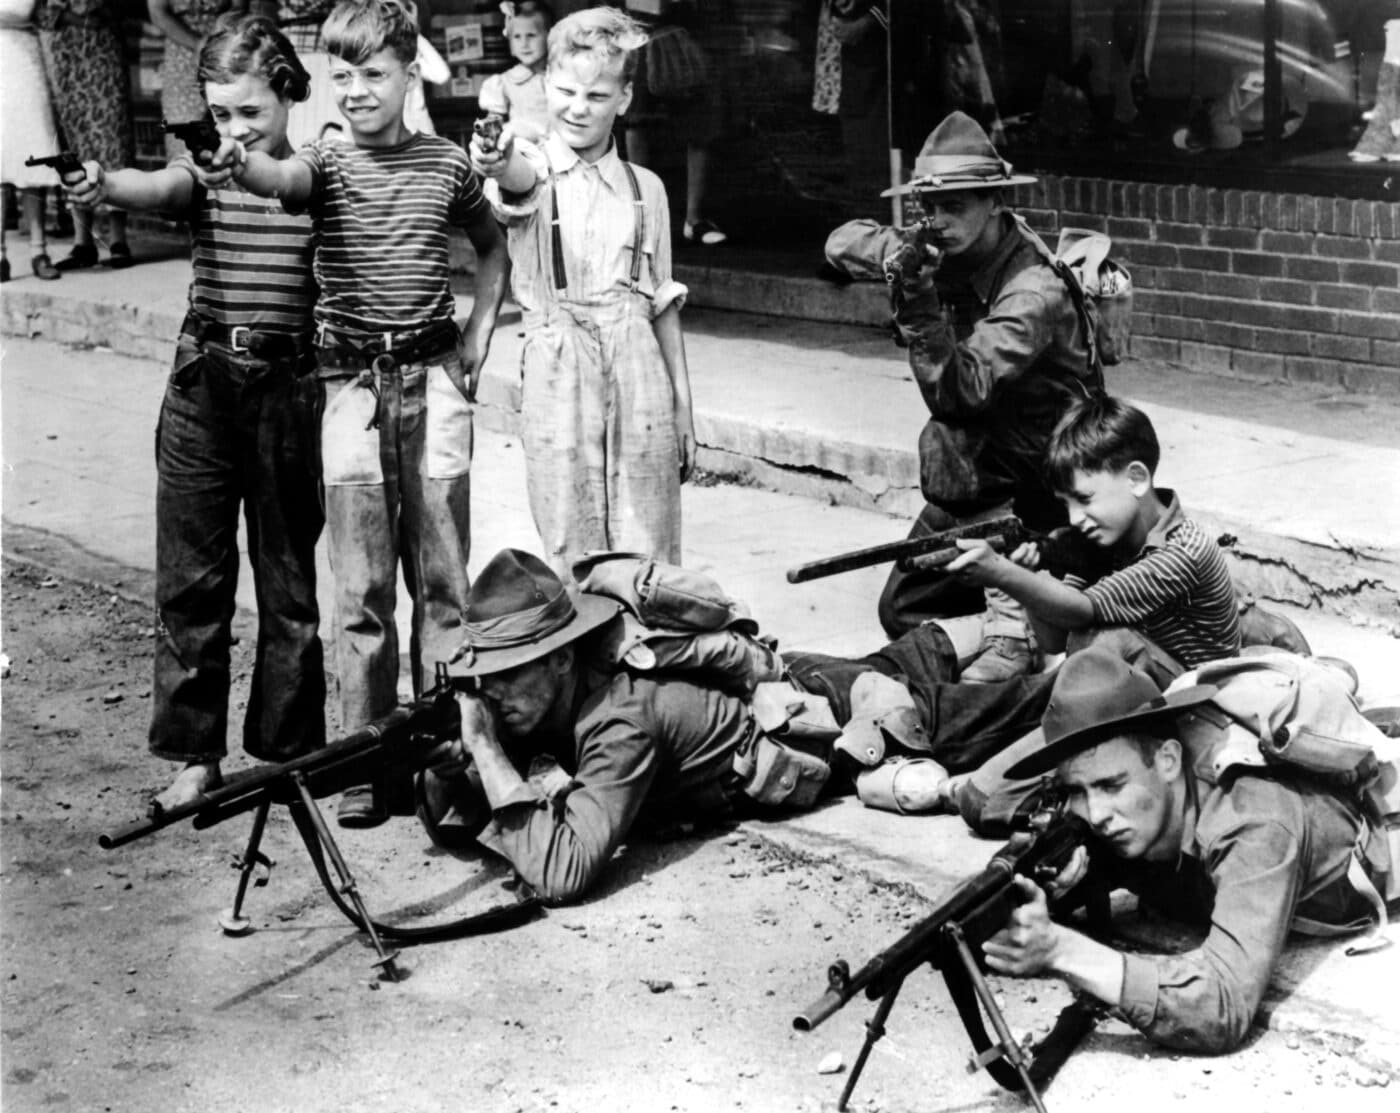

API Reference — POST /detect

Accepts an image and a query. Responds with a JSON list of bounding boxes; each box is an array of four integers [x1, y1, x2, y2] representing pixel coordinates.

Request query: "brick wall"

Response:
[[1012, 177, 1400, 396]]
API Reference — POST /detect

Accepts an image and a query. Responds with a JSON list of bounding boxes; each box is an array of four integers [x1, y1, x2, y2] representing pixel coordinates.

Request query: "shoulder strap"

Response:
[[621, 160, 648, 288], [1010, 213, 1104, 389]]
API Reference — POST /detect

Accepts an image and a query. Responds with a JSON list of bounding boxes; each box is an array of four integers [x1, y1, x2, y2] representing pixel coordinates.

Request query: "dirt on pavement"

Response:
[[2, 561, 1394, 1113]]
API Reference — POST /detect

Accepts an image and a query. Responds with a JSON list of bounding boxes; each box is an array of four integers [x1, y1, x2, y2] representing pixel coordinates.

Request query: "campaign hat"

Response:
[[451, 549, 620, 677], [882, 111, 1038, 198], [1005, 648, 1217, 779]]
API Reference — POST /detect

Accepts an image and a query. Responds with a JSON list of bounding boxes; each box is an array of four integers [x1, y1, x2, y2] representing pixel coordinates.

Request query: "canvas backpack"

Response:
[[572, 552, 784, 697], [1011, 215, 1132, 371], [1165, 651, 1400, 937], [573, 552, 834, 809]]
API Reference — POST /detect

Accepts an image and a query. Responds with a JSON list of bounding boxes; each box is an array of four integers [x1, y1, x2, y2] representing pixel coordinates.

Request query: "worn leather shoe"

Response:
[[55, 243, 98, 271], [960, 635, 1037, 683], [31, 253, 60, 280], [336, 783, 388, 828]]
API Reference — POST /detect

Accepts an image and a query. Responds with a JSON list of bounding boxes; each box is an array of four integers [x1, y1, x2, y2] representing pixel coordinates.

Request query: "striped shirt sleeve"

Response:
[[1084, 545, 1202, 627]]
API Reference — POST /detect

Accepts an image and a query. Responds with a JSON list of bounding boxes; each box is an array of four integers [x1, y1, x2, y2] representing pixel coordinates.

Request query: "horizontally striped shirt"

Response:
[[291, 133, 490, 333], [1069, 491, 1240, 667], [177, 158, 316, 334]]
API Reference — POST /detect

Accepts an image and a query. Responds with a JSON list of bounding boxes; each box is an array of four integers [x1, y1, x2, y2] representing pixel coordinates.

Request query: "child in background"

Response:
[[206, 0, 510, 826], [478, 1, 552, 143], [64, 14, 325, 811], [471, 5, 695, 578]]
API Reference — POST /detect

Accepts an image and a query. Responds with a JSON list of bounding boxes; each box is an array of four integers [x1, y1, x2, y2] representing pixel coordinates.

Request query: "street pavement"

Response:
[[4, 253, 1400, 1066]]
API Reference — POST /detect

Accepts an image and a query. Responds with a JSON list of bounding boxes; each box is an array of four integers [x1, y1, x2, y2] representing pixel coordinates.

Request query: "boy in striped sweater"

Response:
[[946, 394, 1240, 686], [206, 0, 510, 825]]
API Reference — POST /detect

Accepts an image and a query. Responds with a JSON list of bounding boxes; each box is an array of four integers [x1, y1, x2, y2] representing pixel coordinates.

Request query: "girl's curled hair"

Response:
[[198, 14, 312, 104]]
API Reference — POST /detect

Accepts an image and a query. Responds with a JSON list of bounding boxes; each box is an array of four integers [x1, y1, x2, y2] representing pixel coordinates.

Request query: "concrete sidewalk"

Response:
[[3, 247, 1398, 631], [4, 326, 1400, 1070]]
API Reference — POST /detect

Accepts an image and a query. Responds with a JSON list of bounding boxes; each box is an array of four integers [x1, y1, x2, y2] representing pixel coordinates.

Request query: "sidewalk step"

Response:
[[5, 256, 1397, 635]]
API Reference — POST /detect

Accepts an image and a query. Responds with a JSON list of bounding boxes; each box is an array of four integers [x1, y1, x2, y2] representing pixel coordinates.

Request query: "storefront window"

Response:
[[892, 1, 1400, 199]]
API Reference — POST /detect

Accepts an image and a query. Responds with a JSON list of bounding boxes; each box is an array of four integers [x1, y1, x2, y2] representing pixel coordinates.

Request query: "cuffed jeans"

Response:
[[150, 340, 325, 763], [317, 348, 473, 730]]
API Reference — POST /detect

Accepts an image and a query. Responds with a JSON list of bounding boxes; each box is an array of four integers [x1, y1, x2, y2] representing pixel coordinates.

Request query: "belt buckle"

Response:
[[230, 326, 253, 353]]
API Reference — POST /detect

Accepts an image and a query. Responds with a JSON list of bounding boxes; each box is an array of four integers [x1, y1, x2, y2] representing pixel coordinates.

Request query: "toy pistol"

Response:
[[473, 113, 505, 154], [25, 152, 85, 181], [163, 112, 222, 165]]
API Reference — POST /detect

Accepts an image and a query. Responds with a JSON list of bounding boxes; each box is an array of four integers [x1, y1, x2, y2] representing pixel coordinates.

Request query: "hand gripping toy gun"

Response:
[[25, 152, 85, 182], [162, 111, 222, 165], [786, 510, 1107, 585]]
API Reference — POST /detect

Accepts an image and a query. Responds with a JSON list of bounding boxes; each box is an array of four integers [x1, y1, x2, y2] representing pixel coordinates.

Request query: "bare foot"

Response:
[[150, 762, 223, 817]]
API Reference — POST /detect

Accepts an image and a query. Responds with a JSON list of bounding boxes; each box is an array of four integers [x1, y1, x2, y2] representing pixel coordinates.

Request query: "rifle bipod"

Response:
[[835, 919, 1096, 1112], [215, 772, 543, 979]]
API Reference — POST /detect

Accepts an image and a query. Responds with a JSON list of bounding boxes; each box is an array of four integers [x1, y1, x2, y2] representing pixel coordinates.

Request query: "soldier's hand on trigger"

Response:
[[1043, 844, 1090, 902], [63, 161, 107, 208]]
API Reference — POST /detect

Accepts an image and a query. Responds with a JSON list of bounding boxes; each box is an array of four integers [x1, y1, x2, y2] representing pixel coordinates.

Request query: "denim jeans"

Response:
[[317, 347, 473, 730], [783, 623, 1054, 775], [150, 341, 325, 763]]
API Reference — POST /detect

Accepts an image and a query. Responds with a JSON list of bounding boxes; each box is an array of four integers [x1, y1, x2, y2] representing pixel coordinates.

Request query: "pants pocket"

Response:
[[426, 361, 473, 480], [320, 377, 383, 486]]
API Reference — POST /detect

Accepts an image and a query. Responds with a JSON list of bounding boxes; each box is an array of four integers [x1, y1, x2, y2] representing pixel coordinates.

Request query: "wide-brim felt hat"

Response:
[[882, 110, 1038, 198], [450, 549, 620, 677], [1005, 648, 1218, 779]]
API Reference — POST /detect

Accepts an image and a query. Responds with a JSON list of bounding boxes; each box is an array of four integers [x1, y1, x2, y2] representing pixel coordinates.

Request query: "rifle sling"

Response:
[[287, 800, 543, 943]]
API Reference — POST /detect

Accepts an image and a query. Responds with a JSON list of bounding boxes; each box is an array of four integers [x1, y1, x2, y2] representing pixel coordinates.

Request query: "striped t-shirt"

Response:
[[292, 133, 490, 334], [178, 158, 316, 334], [1071, 491, 1241, 667]]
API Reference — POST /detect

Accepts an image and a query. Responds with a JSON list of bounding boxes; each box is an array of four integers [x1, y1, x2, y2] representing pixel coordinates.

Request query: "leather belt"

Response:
[[182, 314, 308, 360], [315, 320, 459, 366]]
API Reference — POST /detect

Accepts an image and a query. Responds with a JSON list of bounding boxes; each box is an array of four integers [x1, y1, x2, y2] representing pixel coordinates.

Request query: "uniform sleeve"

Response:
[[1118, 789, 1306, 1051], [893, 278, 1062, 419], [476, 710, 661, 904], [482, 137, 549, 222], [1083, 545, 1200, 628]]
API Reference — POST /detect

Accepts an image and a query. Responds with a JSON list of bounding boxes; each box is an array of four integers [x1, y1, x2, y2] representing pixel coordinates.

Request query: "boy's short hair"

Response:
[[1047, 395, 1161, 490], [547, 5, 647, 82], [322, 0, 419, 66]]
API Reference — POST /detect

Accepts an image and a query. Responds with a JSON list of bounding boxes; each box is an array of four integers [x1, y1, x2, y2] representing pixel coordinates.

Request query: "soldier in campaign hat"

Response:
[[875, 112, 1105, 687], [980, 647, 1385, 1052]]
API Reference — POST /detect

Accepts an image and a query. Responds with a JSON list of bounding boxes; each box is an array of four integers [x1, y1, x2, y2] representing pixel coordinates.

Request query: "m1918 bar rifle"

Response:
[[794, 805, 1104, 1112], [99, 664, 540, 980]]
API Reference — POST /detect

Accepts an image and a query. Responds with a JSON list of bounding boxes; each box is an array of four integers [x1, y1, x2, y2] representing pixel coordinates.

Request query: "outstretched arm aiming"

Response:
[[65, 161, 196, 214], [200, 137, 315, 206]]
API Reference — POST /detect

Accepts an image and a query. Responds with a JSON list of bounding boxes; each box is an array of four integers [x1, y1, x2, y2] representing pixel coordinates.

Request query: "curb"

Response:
[[5, 283, 1397, 633]]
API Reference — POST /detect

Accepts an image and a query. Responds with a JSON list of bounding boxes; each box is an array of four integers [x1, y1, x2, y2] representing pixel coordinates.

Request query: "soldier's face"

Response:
[[913, 190, 1001, 258], [478, 654, 567, 739], [1058, 735, 1182, 861]]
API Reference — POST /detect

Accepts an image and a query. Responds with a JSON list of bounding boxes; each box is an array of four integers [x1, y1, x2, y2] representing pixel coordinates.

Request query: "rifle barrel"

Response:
[[98, 696, 457, 849], [786, 514, 1023, 584]]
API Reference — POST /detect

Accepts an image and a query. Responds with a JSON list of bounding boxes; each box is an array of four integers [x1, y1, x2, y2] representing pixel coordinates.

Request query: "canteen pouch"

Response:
[[734, 732, 831, 809]]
